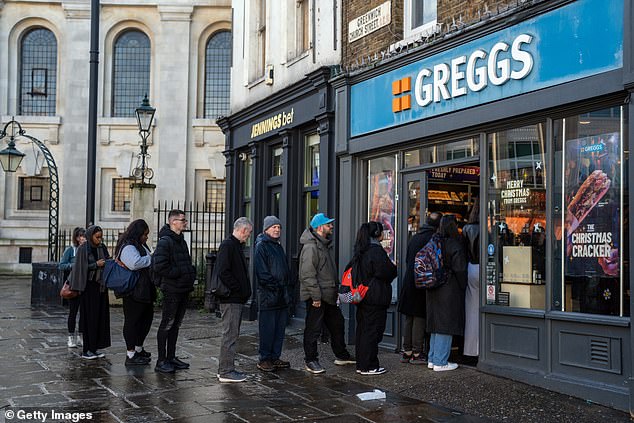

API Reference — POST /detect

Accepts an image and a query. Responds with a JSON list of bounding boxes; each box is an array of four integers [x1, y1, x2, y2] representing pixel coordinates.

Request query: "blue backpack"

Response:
[[414, 233, 448, 289]]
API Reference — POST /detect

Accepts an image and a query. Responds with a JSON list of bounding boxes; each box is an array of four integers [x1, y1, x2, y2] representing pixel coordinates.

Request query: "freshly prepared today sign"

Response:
[[350, 0, 623, 137]]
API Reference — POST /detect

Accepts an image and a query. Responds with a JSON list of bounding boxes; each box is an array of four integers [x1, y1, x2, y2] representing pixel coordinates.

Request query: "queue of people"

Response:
[[59, 208, 478, 381]]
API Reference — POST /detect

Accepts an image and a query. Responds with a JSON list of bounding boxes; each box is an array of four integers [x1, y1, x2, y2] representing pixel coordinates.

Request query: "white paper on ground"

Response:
[[356, 389, 386, 401]]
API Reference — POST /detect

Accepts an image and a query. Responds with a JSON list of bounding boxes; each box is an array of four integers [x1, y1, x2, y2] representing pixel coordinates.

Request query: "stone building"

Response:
[[0, 0, 230, 272]]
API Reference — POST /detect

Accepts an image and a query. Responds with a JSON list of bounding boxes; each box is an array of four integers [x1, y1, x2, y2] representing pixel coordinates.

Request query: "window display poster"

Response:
[[564, 132, 620, 279], [370, 170, 396, 260]]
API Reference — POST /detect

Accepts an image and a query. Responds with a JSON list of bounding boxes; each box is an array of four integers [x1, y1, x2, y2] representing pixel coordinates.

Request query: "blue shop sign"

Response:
[[350, 0, 623, 137]]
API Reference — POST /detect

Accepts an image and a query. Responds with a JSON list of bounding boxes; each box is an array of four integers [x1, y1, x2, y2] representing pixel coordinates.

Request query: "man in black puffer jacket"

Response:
[[254, 216, 292, 373], [152, 209, 196, 373]]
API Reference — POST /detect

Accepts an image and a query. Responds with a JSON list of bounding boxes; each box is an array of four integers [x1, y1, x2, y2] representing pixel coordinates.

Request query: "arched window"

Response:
[[112, 30, 150, 117], [19, 28, 57, 116], [204, 31, 231, 119]]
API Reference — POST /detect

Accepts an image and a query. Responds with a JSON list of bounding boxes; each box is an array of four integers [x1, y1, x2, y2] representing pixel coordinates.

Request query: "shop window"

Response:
[[404, 137, 478, 167], [205, 179, 226, 212], [204, 31, 231, 120], [404, 0, 437, 40], [368, 155, 398, 262], [272, 146, 283, 177], [240, 152, 253, 244], [112, 30, 150, 117], [303, 134, 319, 226], [19, 28, 57, 116], [18, 177, 49, 210], [111, 178, 133, 212], [486, 124, 546, 309], [553, 106, 629, 317]]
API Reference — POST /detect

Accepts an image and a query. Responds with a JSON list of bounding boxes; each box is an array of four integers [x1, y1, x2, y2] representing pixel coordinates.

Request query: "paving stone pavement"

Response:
[[0, 276, 630, 423]]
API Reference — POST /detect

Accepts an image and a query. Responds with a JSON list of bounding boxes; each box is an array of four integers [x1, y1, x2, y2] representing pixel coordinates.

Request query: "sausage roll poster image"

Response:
[[564, 132, 620, 279], [370, 170, 396, 261]]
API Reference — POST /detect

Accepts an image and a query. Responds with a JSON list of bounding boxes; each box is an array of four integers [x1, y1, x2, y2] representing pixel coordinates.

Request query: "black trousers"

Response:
[[156, 292, 188, 361], [122, 296, 154, 351], [79, 280, 111, 354], [67, 296, 80, 334], [355, 304, 387, 371], [303, 300, 350, 363]]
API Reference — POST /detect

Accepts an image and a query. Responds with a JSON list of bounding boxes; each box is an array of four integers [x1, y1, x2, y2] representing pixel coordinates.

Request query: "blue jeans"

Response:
[[427, 333, 453, 366], [258, 308, 288, 361]]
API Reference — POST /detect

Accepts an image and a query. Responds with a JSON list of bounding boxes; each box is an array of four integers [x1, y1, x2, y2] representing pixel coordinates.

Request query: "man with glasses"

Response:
[[299, 213, 355, 374], [152, 209, 196, 373]]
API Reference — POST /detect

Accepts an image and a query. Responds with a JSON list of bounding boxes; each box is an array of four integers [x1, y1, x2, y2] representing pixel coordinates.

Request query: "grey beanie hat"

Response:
[[263, 215, 281, 231]]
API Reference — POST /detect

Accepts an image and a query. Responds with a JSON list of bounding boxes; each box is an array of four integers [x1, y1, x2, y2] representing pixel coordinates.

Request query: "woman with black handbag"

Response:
[[348, 221, 397, 375], [70, 225, 111, 359], [114, 219, 156, 366]]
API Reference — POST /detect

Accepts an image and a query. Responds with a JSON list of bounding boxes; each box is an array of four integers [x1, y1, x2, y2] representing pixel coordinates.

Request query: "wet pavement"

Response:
[[0, 276, 630, 423]]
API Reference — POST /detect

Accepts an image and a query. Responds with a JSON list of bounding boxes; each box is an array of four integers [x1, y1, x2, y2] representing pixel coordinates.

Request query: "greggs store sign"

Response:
[[350, 0, 623, 137]]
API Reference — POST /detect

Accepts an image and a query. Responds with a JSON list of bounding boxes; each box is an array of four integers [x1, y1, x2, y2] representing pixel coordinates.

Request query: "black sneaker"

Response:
[[305, 361, 325, 374], [272, 359, 290, 369], [125, 353, 150, 366], [137, 349, 151, 359], [154, 360, 176, 373], [169, 357, 190, 370]]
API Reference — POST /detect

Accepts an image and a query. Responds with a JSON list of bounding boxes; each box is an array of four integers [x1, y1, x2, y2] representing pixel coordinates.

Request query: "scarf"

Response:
[[69, 225, 109, 292]]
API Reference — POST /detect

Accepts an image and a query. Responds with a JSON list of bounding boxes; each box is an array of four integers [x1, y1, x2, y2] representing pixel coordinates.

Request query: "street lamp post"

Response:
[[133, 95, 156, 184], [0, 118, 60, 261]]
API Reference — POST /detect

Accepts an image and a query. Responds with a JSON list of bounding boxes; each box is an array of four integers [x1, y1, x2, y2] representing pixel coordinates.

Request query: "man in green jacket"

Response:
[[299, 213, 355, 374]]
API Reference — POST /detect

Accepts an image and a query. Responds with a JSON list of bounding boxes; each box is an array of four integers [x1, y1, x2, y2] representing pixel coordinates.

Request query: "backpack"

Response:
[[338, 267, 369, 304], [414, 233, 449, 289]]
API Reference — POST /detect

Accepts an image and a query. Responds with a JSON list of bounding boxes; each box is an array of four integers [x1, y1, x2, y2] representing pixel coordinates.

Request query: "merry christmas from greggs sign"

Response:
[[350, 0, 623, 137]]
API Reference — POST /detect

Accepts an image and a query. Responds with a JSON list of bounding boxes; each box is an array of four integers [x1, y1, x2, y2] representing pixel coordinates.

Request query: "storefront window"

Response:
[[553, 106, 629, 316], [241, 153, 253, 246], [368, 155, 398, 262], [404, 137, 479, 167], [272, 146, 283, 177], [486, 124, 546, 309], [304, 134, 320, 226]]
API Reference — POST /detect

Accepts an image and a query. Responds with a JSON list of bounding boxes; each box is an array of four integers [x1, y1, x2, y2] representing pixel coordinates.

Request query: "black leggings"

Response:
[[67, 296, 80, 334], [122, 296, 154, 351]]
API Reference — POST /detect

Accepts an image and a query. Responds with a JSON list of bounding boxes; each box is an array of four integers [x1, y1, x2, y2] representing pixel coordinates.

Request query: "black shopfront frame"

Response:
[[333, 3, 634, 413]]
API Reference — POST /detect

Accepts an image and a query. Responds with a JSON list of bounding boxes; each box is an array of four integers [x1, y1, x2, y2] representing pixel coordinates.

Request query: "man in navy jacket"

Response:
[[214, 217, 253, 382], [254, 216, 292, 372]]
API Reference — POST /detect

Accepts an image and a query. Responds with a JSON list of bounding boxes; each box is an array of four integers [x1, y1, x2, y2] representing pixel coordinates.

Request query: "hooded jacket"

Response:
[[254, 232, 292, 310], [351, 241, 397, 308], [152, 224, 196, 294], [298, 227, 338, 304]]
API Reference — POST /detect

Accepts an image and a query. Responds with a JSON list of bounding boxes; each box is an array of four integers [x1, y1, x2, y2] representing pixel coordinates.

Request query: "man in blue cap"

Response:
[[299, 213, 355, 374]]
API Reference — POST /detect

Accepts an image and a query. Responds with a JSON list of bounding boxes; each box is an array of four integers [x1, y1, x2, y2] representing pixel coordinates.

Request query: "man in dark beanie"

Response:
[[254, 216, 293, 372]]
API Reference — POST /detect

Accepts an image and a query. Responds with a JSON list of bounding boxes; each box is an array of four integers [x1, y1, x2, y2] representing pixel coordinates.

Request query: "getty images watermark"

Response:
[[1, 406, 93, 422]]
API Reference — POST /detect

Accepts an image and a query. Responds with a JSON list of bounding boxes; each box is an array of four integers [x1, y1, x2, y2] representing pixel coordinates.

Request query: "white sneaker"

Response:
[[67, 335, 77, 348], [433, 362, 458, 372], [427, 362, 434, 369], [359, 367, 387, 375]]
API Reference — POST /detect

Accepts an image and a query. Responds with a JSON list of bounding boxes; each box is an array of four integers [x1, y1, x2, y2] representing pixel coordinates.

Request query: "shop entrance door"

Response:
[[396, 163, 480, 352]]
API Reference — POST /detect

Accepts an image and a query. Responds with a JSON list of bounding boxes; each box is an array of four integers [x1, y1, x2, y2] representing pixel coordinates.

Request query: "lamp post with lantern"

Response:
[[0, 118, 60, 261], [133, 95, 156, 185]]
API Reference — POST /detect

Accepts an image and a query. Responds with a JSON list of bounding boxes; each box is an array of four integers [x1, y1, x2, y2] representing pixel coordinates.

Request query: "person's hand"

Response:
[[312, 300, 321, 308], [96, 259, 106, 267]]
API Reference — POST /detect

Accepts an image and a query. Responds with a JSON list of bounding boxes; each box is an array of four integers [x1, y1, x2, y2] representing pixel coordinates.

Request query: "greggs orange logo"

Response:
[[392, 77, 411, 113]]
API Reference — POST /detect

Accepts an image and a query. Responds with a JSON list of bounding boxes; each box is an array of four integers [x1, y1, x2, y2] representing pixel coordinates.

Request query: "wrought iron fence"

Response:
[[155, 200, 226, 305], [54, 227, 124, 262]]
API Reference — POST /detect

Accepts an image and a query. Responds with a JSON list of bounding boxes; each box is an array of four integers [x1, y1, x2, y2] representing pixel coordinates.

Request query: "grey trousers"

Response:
[[402, 314, 426, 354], [218, 303, 243, 375]]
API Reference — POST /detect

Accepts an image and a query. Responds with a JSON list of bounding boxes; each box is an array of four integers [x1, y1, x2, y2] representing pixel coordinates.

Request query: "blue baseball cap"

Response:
[[310, 213, 335, 229]]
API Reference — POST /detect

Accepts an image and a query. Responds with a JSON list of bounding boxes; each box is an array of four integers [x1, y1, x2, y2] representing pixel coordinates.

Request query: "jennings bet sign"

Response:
[[351, 0, 623, 137]]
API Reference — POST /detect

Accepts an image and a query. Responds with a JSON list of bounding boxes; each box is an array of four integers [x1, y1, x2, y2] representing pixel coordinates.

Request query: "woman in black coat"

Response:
[[69, 225, 111, 360], [348, 221, 397, 375], [426, 215, 467, 372]]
